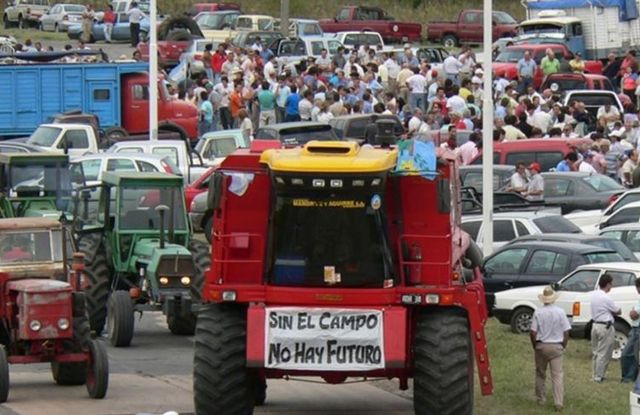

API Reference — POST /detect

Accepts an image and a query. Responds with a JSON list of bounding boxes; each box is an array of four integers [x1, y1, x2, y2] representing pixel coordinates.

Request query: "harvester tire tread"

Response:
[[108, 290, 134, 347], [79, 238, 111, 334], [193, 304, 253, 415], [188, 239, 210, 303], [414, 308, 472, 415], [0, 346, 9, 403], [52, 316, 91, 385]]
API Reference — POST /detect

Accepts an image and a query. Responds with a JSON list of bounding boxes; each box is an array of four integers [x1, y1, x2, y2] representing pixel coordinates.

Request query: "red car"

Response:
[[493, 44, 603, 90], [427, 10, 518, 48], [319, 5, 421, 43], [186, 167, 215, 212], [137, 16, 204, 68]]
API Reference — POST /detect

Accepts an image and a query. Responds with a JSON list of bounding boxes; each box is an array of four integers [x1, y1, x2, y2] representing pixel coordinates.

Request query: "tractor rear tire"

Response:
[[0, 346, 9, 403], [52, 316, 91, 385], [168, 299, 196, 335], [86, 340, 108, 399], [79, 238, 111, 334], [193, 304, 254, 415], [414, 308, 472, 415], [107, 291, 135, 347]]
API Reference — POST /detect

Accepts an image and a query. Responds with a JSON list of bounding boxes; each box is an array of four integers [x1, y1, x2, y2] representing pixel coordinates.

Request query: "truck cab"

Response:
[[518, 14, 585, 58], [26, 123, 98, 157]]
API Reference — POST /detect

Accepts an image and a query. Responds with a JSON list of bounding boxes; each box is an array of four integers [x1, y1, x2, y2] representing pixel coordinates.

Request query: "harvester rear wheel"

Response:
[[51, 316, 90, 385], [193, 304, 254, 415], [107, 290, 135, 347], [414, 308, 472, 415], [0, 346, 9, 403], [79, 238, 111, 334], [86, 339, 108, 399]]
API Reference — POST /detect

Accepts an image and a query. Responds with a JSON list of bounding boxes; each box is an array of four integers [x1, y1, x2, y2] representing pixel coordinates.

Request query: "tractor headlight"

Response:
[[57, 318, 70, 330], [159, 277, 169, 285], [30, 320, 42, 332], [180, 276, 191, 286]]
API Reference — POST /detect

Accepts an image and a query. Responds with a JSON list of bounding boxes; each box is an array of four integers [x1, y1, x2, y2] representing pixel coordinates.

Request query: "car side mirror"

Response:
[[551, 282, 560, 291], [599, 221, 607, 230]]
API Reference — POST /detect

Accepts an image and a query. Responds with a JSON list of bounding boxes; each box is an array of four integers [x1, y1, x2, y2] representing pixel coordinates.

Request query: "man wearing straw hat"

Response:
[[530, 286, 571, 411]]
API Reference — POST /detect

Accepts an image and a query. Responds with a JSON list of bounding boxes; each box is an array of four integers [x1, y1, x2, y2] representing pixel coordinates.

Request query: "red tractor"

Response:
[[193, 139, 493, 415], [0, 217, 108, 402]]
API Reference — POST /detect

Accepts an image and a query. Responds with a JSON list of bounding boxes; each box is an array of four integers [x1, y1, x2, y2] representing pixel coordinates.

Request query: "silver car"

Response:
[[39, 3, 85, 32], [71, 153, 180, 186]]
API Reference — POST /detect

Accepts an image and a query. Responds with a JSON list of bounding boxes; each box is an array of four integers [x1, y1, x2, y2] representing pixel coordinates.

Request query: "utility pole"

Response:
[[280, 0, 289, 38], [149, 0, 158, 141], [481, 0, 494, 256]]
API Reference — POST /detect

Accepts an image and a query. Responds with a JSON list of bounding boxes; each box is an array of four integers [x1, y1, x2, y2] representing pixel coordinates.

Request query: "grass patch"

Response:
[[475, 319, 631, 414], [6, 28, 70, 43]]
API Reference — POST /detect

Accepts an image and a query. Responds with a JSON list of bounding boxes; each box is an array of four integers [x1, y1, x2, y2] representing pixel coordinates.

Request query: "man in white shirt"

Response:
[[316, 49, 332, 76], [407, 108, 426, 137], [443, 54, 462, 84], [525, 163, 544, 201], [530, 286, 571, 411], [446, 87, 467, 115], [508, 162, 528, 195], [528, 104, 553, 134], [597, 103, 621, 130], [590, 273, 621, 383], [406, 68, 427, 112], [126, 2, 145, 47], [578, 152, 598, 174], [458, 132, 480, 165]]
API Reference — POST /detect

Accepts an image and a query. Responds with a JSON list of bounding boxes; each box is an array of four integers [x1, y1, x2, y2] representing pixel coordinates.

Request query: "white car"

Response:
[[493, 262, 640, 359], [71, 153, 179, 186], [461, 210, 581, 252], [565, 188, 640, 233], [39, 3, 85, 32]]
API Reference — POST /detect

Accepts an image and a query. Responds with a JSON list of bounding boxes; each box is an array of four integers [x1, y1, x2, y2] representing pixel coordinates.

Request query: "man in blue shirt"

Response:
[[555, 152, 578, 172], [517, 51, 537, 94], [284, 85, 301, 122]]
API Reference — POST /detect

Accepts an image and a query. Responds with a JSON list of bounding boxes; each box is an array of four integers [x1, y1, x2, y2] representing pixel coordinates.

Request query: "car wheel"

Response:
[[17, 15, 23, 29], [2, 15, 10, 30], [612, 321, 630, 360], [442, 34, 458, 48], [54, 23, 59, 32], [510, 307, 534, 334]]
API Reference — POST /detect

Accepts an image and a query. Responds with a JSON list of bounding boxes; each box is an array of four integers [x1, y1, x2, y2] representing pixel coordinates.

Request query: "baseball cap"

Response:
[[528, 162, 541, 172]]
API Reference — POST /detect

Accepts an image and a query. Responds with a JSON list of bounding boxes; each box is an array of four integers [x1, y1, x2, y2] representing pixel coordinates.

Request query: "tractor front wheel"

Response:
[[107, 291, 134, 347], [86, 340, 108, 399], [188, 239, 211, 303], [414, 308, 472, 415], [193, 304, 254, 415], [51, 316, 91, 385], [0, 346, 9, 403], [167, 299, 196, 335], [79, 238, 111, 334]]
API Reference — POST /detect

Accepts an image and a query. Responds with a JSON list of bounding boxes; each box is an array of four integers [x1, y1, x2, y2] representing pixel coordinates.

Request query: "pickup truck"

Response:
[[540, 73, 615, 94], [269, 37, 343, 73], [493, 43, 603, 89], [24, 123, 99, 157], [137, 16, 204, 68], [0, 61, 198, 143], [319, 5, 421, 43], [427, 10, 518, 48]]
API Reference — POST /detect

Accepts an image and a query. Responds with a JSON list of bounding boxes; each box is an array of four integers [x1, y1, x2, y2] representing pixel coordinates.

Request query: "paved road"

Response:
[[0, 311, 414, 415]]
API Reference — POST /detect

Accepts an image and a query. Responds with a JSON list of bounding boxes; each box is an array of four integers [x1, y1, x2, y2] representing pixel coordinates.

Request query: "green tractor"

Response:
[[0, 153, 82, 220], [78, 172, 210, 347]]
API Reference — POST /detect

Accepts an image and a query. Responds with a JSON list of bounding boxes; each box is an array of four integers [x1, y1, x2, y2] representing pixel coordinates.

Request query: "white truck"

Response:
[[25, 123, 99, 157]]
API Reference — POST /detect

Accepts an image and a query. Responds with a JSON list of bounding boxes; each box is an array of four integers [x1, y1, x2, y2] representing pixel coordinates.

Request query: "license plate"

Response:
[[264, 307, 385, 371]]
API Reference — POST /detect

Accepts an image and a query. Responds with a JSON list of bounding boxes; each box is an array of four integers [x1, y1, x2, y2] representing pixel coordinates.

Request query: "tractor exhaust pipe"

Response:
[[155, 205, 169, 249]]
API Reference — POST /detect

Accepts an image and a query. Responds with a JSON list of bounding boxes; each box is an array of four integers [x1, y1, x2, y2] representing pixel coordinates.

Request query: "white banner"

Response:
[[264, 307, 385, 371]]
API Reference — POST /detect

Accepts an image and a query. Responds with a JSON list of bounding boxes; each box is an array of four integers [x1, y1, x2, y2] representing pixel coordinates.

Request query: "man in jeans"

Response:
[[530, 286, 571, 411], [621, 278, 640, 382], [591, 273, 621, 383]]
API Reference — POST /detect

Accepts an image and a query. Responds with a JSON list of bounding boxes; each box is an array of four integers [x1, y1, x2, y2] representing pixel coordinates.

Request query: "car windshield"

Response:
[[0, 230, 61, 264], [27, 126, 62, 147], [119, 186, 186, 230], [299, 22, 322, 35], [269, 192, 391, 287], [208, 137, 237, 158], [547, 79, 587, 92], [494, 11, 517, 24], [582, 175, 623, 192], [495, 49, 524, 63], [257, 126, 340, 146], [568, 94, 618, 108], [196, 13, 224, 29], [585, 252, 624, 263], [64, 5, 86, 12], [533, 216, 582, 233]]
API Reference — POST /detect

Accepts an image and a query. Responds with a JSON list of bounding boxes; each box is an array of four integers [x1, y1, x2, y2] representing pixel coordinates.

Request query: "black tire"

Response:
[[613, 321, 630, 360], [54, 23, 59, 32], [465, 240, 483, 269], [0, 346, 9, 403], [3, 15, 10, 29], [167, 299, 196, 335], [86, 340, 108, 399], [509, 307, 534, 334], [102, 126, 129, 148], [189, 239, 211, 303], [254, 376, 267, 406], [79, 238, 111, 334], [51, 316, 91, 385], [17, 15, 23, 30], [442, 34, 458, 48], [414, 308, 472, 415], [108, 290, 135, 347], [203, 215, 212, 244], [193, 304, 254, 415]]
